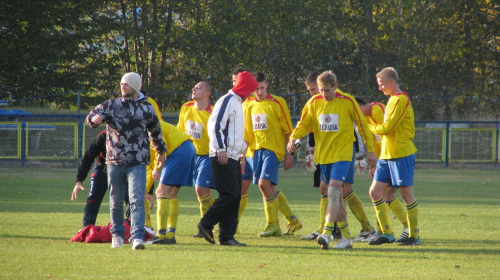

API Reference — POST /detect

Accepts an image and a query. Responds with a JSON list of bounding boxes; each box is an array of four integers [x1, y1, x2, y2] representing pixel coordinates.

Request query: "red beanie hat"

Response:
[[232, 71, 258, 99]]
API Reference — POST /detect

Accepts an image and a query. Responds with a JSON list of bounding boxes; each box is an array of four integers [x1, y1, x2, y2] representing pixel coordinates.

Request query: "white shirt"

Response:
[[207, 90, 247, 160]]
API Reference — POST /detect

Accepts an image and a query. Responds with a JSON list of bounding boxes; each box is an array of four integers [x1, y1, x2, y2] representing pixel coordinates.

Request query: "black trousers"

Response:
[[200, 157, 242, 242], [83, 165, 107, 227]]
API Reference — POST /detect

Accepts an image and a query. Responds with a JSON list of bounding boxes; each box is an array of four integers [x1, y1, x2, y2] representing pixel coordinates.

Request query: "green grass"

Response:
[[0, 167, 499, 279]]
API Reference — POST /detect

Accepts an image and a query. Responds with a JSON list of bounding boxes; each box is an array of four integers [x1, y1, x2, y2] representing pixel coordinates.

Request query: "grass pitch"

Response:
[[0, 167, 499, 279]]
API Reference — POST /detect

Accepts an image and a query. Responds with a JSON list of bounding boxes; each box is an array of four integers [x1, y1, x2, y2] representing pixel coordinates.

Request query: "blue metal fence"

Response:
[[0, 113, 498, 168]]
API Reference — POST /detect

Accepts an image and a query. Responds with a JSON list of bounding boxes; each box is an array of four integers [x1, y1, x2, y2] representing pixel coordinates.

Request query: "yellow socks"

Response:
[[406, 200, 419, 239], [274, 197, 280, 228], [338, 222, 353, 239], [144, 198, 153, 229], [166, 198, 179, 239], [238, 194, 248, 222], [264, 198, 276, 226], [275, 189, 294, 222], [345, 191, 372, 232], [317, 195, 328, 233], [373, 198, 392, 235], [199, 194, 214, 217], [156, 196, 170, 238], [322, 222, 335, 236], [388, 198, 408, 228]]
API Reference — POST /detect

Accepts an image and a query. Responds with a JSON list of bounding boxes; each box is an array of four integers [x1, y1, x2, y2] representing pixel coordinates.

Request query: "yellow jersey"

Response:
[[290, 89, 374, 164], [147, 97, 162, 121], [244, 94, 293, 160], [368, 92, 417, 159], [177, 101, 213, 155], [150, 121, 191, 168], [365, 102, 385, 158]]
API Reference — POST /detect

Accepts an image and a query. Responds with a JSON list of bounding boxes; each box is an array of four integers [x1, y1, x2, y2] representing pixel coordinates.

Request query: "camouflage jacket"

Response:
[[85, 94, 167, 166]]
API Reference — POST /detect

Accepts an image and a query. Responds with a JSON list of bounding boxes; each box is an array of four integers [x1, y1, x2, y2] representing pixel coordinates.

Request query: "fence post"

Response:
[[445, 122, 450, 167], [496, 122, 499, 168], [21, 119, 26, 167], [78, 115, 83, 164]]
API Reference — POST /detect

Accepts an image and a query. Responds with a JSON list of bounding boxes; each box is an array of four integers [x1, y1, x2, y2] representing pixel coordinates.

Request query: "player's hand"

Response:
[[369, 165, 376, 179], [71, 182, 85, 201], [91, 114, 103, 125], [284, 153, 293, 170], [367, 152, 377, 169], [152, 168, 161, 180], [217, 151, 228, 165], [146, 194, 154, 210], [156, 154, 166, 169], [287, 140, 297, 155], [305, 152, 316, 172]]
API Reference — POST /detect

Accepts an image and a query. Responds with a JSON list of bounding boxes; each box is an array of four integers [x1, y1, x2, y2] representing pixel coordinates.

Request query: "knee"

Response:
[[327, 186, 341, 207], [400, 190, 415, 204], [369, 184, 384, 201]]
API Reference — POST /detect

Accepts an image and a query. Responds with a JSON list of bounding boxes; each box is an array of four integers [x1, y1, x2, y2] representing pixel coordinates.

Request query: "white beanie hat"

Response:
[[121, 72, 142, 93]]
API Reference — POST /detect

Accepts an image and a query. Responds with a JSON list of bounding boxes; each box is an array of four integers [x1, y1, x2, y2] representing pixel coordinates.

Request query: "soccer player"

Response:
[[149, 121, 196, 245], [300, 72, 341, 241], [288, 71, 377, 249], [300, 72, 376, 243], [177, 81, 215, 238], [86, 72, 166, 250], [144, 93, 162, 232], [244, 72, 302, 237], [356, 97, 410, 242], [71, 130, 108, 227], [367, 67, 420, 246], [197, 71, 258, 246]]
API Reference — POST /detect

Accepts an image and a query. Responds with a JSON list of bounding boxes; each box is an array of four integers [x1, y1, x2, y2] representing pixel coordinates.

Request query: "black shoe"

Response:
[[333, 222, 342, 240], [219, 239, 246, 246], [333, 230, 342, 240], [369, 233, 395, 245], [197, 223, 215, 244], [399, 236, 421, 246], [148, 236, 176, 245], [192, 231, 203, 238]]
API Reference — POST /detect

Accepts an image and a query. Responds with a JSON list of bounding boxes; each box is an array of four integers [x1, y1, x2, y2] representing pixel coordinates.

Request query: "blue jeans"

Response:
[[107, 164, 146, 242]]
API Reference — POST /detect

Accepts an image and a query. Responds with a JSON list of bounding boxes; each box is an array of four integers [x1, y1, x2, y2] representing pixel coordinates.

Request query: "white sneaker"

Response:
[[301, 230, 321, 240], [396, 228, 409, 242], [353, 228, 378, 242], [131, 238, 145, 250], [367, 230, 379, 242], [333, 238, 353, 249], [317, 234, 330, 250], [111, 235, 124, 248]]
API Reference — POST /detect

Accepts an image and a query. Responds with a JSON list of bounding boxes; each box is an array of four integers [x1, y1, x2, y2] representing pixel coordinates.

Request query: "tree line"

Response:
[[0, 0, 498, 120]]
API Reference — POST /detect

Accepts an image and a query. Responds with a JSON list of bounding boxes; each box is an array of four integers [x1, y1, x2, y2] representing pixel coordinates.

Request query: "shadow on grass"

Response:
[[140, 240, 500, 259], [0, 234, 69, 241]]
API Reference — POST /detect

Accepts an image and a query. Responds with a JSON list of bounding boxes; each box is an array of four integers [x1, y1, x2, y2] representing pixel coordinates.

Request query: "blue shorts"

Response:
[[160, 140, 195, 187], [242, 157, 254, 181], [374, 154, 415, 187], [344, 145, 356, 184], [252, 149, 279, 186], [194, 155, 215, 189], [320, 161, 351, 183]]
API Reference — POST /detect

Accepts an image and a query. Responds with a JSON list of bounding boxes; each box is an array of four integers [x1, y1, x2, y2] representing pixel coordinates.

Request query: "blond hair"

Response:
[[376, 67, 399, 84], [317, 71, 338, 87]]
